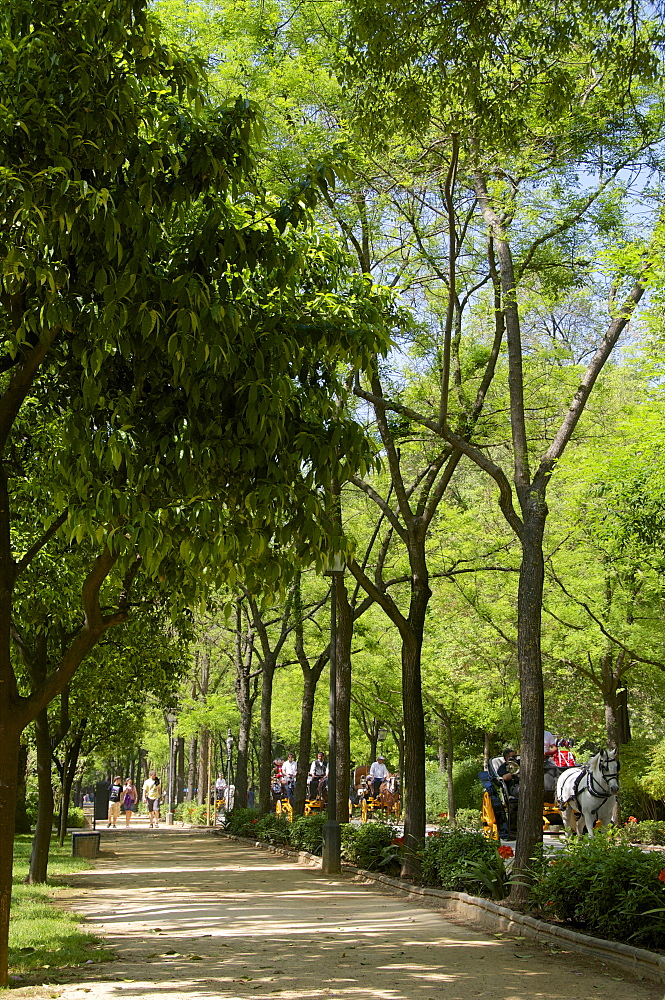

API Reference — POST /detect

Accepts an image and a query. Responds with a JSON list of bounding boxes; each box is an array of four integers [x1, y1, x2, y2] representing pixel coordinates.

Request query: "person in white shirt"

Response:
[[282, 753, 298, 801], [215, 774, 227, 806], [369, 755, 389, 797]]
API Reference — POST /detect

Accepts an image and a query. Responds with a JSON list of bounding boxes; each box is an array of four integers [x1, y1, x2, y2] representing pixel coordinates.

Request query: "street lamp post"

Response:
[[322, 555, 344, 874], [166, 711, 177, 826]]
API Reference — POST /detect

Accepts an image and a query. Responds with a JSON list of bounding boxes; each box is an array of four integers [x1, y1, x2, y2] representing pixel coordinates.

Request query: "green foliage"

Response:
[[425, 760, 484, 821], [419, 829, 505, 893], [224, 808, 259, 838], [444, 809, 483, 832], [288, 814, 326, 856], [66, 808, 86, 830], [530, 835, 665, 948], [615, 820, 665, 846], [254, 814, 291, 845], [174, 803, 209, 826], [340, 821, 398, 871]]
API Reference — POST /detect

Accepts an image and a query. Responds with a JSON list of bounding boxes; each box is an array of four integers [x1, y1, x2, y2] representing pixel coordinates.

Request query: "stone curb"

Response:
[[217, 830, 665, 985]]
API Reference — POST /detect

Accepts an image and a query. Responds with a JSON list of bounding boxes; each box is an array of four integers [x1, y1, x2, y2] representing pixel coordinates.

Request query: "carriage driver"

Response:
[[308, 751, 327, 798], [369, 754, 389, 798], [496, 748, 519, 797]]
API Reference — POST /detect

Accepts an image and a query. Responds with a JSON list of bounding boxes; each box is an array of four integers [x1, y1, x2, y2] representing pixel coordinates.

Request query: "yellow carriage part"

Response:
[[361, 798, 369, 823], [349, 799, 354, 821], [275, 798, 293, 822], [481, 790, 500, 841]]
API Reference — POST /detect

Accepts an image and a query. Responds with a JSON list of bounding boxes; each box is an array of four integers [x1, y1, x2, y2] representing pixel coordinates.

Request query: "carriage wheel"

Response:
[[349, 799, 354, 822], [304, 801, 312, 817], [481, 791, 499, 841], [361, 799, 369, 823], [275, 800, 282, 816], [284, 801, 293, 823]]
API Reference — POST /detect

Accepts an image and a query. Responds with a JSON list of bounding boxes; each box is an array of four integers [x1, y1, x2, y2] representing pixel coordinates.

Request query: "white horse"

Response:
[[556, 748, 619, 835]]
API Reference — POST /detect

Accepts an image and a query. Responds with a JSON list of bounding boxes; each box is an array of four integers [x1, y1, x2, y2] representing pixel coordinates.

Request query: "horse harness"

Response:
[[567, 755, 620, 823]]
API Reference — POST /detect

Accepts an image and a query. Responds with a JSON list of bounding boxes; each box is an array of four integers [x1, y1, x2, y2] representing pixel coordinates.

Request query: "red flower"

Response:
[[391, 837, 404, 846], [626, 816, 638, 824], [657, 869, 665, 883], [497, 845, 514, 859], [438, 812, 448, 818], [427, 830, 440, 837]]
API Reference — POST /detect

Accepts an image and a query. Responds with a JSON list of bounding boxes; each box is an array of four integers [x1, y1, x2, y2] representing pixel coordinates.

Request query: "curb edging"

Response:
[[217, 830, 665, 984]]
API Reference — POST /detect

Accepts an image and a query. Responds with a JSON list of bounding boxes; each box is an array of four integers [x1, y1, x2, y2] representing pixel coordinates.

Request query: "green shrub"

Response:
[[66, 808, 86, 829], [225, 808, 260, 837], [437, 808, 482, 831], [254, 814, 291, 845], [25, 793, 39, 826], [616, 820, 665, 845], [289, 814, 326, 855], [530, 834, 665, 948], [175, 803, 210, 826], [419, 828, 505, 893], [340, 821, 399, 871], [425, 759, 483, 822]]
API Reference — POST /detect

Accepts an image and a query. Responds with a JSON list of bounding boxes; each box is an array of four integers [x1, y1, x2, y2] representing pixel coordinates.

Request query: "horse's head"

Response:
[[598, 748, 620, 794]]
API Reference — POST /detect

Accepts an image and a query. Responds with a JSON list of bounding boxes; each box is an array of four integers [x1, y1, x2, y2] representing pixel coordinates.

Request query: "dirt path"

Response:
[[20, 828, 665, 1000]]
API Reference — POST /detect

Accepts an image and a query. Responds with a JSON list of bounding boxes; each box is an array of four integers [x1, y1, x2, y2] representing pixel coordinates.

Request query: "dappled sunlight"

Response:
[[54, 832, 659, 1000]]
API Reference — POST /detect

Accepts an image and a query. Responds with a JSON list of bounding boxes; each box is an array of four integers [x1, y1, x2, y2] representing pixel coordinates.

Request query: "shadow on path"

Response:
[[39, 829, 661, 1000]]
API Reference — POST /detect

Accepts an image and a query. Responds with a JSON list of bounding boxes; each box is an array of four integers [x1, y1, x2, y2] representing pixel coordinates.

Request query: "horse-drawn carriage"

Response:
[[479, 743, 620, 840], [271, 769, 327, 821], [351, 765, 401, 822]]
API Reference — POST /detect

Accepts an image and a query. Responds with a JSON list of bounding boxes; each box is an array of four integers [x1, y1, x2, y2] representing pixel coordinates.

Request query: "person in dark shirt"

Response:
[[107, 775, 123, 828]]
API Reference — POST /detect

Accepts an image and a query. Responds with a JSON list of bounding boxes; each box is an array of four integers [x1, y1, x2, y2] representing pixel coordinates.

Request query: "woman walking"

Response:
[[123, 778, 138, 827]]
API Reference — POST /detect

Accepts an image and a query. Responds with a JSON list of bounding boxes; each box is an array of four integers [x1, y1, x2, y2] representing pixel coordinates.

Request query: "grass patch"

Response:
[[10, 835, 112, 979]]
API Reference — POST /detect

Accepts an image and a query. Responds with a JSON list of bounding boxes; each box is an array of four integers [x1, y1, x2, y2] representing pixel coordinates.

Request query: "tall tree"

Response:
[[341, 0, 664, 890], [0, 0, 393, 982]]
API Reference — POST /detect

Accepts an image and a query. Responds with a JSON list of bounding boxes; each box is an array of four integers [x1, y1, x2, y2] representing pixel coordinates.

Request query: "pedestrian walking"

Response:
[[123, 778, 138, 827], [142, 770, 162, 828], [107, 775, 123, 828]]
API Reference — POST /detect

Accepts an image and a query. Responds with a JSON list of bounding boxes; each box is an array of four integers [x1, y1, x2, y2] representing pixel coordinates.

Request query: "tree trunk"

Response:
[[0, 727, 20, 986], [186, 737, 197, 803], [444, 714, 455, 825], [197, 730, 209, 807], [510, 505, 546, 901], [438, 719, 446, 774], [14, 742, 30, 834], [57, 745, 70, 847], [258, 657, 276, 816], [335, 580, 353, 824], [28, 709, 54, 884], [400, 547, 430, 877], [483, 732, 491, 770], [294, 670, 319, 816], [235, 698, 251, 811], [176, 736, 185, 804]]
